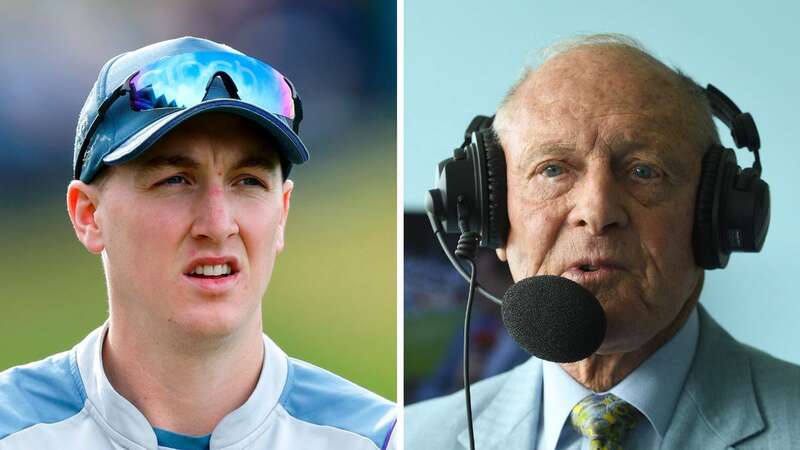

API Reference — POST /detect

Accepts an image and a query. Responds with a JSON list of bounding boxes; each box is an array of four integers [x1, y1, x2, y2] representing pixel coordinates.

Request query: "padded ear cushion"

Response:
[[693, 145, 730, 269], [478, 128, 509, 249]]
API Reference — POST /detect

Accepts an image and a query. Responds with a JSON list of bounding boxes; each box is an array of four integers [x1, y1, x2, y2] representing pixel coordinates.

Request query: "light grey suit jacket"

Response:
[[405, 306, 800, 449]]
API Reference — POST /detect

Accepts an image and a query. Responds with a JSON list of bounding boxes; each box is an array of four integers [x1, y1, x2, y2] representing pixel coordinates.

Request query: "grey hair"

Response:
[[493, 33, 719, 147], [538, 33, 648, 64]]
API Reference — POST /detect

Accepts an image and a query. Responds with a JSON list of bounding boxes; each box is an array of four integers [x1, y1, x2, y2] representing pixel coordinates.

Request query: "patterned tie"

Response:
[[570, 393, 642, 450]]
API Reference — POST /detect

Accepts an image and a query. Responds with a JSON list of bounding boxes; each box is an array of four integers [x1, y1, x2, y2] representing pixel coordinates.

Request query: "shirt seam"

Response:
[[0, 406, 90, 444], [0, 351, 89, 442], [69, 349, 88, 404], [277, 360, 394, 449], [380, 419, 397, 450], [276, 405, 383, 449]]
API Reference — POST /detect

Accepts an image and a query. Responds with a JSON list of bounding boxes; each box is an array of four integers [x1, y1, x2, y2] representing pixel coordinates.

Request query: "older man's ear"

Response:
[[66, 180, 105, 255], [496, 247, 508, 262]]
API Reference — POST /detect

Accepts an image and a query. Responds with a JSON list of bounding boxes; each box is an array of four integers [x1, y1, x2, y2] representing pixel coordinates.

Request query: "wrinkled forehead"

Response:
[[501, 47, 706, 159]]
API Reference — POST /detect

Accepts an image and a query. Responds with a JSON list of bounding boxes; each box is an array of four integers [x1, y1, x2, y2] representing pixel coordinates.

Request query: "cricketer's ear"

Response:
[[66, 180, 105, 254], [274, 179, 294, 254]]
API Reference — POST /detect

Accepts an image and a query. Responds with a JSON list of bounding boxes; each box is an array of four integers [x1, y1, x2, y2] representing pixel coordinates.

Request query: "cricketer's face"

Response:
[[70, 112, 292, 338], [495, 47, 707, 354]]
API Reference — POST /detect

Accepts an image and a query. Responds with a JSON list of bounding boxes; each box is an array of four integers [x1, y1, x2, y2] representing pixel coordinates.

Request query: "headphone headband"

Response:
[[706, 84, 762, 175]]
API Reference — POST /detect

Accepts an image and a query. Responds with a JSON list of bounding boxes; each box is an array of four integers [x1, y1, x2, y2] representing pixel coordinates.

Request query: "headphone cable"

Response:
[[461, 258, 478, 450], [426, 210, 503, 305], [454, 197, 481, 450]]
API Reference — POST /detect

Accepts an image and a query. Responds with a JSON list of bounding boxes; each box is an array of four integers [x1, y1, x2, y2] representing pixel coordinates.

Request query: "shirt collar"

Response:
[[539, 307, 699, 450], [75, 322, 289, 449]]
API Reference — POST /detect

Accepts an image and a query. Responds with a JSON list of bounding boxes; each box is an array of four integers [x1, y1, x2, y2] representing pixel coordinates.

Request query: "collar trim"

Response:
[[74, 324, 288, 448]]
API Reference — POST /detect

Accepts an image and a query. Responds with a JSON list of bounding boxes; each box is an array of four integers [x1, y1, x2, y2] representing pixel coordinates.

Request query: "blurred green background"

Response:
[[0, 0, 396, 400]]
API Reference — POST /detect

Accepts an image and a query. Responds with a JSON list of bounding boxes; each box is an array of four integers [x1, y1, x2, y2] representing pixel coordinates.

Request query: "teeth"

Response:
[[191, 264, 232, 276]]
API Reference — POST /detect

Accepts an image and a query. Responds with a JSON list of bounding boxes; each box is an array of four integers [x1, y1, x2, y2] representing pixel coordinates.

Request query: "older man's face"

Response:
[[497, 48, 706, 353], [91, 112, 292, 338]]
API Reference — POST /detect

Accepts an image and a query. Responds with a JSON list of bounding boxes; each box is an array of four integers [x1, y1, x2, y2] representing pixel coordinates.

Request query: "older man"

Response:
[[407, 35, 799, 449], [0, 37, 395, 450]]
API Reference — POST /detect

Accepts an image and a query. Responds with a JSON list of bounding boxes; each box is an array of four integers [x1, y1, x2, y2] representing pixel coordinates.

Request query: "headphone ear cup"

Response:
[[747, 174, 770, 252], [477, 129, 509, 249], [693, 146, 733, 269], [724, 167, 771, 253]]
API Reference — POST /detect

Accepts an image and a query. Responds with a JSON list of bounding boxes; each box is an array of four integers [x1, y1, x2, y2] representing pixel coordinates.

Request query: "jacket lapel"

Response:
[[450, 305, 765, 449], [457, 357, 543, 450], [661, 305, 765, 448]]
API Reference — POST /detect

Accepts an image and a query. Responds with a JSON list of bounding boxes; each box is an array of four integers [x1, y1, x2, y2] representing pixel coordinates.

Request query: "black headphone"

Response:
[[426, 84, 770, 270]]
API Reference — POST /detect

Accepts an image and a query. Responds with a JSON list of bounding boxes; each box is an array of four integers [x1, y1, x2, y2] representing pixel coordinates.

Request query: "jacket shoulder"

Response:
[[279, 358, 396, 449], [405, 366, 517, 450], [745, 343, 800, 391], [742, 344, 800, 434], [693, 307, 800, 446], [0, 350, 86, 441]]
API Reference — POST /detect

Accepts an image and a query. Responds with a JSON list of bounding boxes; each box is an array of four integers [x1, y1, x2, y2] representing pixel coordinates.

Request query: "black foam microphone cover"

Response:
[[501, 275, 606, 363]]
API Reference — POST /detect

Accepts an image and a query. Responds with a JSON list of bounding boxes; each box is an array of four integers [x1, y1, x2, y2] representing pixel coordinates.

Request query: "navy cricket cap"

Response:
[[73, 36, 309, 183]]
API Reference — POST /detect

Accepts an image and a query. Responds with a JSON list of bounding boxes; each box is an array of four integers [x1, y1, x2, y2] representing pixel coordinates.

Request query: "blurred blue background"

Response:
[[404, 0, 800, 399], [0, 0, 396, 400]]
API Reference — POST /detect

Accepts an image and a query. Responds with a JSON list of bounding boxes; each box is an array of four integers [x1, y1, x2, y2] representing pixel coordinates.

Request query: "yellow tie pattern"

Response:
[[570, 393, 642, 450]]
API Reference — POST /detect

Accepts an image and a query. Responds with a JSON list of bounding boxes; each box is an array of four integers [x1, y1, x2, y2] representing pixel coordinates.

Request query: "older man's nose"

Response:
[[191, 186, 239, 243], [567, 170, 629, 235]]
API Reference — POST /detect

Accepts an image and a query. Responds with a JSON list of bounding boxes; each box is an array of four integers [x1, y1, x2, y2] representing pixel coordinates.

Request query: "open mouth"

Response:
[[186, 263, 238, 279], [579, 264, 599, 273]]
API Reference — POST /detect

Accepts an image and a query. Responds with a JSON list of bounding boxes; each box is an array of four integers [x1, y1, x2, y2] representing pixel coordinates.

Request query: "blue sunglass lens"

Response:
[[128, 52, 295, 119]]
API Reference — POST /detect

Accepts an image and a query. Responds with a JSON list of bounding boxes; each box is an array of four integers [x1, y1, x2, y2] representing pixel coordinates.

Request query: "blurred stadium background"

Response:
[[0, 0, 396, 400]]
